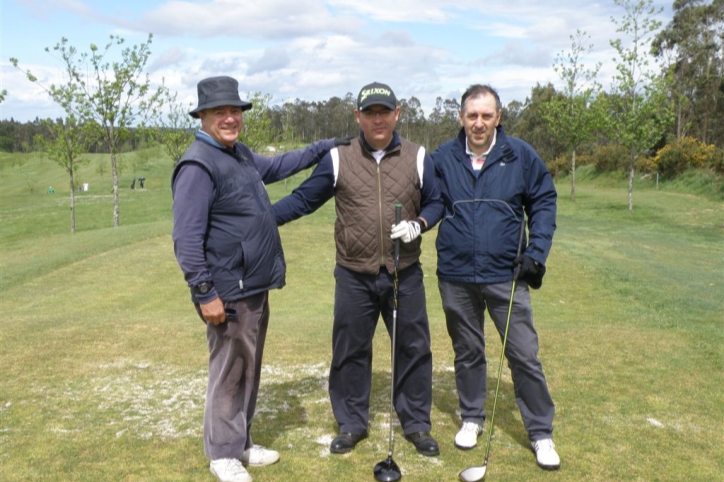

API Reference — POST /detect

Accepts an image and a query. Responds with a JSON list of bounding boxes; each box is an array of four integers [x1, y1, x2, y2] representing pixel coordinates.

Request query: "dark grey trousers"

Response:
[[202, 292, 269, 460], [438, 279, 555, 441], [329, 263, 433, 435]]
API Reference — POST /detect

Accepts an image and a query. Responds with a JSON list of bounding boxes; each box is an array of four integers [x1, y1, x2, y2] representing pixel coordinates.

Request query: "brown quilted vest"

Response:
[[333, 137, 423, 275]]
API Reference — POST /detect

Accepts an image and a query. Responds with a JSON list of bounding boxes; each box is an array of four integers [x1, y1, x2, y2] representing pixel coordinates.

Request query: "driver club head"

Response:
[[373, 456, 402, 482], [459, 465, 487, 482]]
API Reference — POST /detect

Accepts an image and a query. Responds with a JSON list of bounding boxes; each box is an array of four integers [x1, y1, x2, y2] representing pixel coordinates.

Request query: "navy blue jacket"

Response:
[[172, 131, 335, 303], [432, 126, 557, 284]]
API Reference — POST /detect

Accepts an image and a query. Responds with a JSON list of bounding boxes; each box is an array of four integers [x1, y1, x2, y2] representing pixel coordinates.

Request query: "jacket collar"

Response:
[[453, 125, 510, 173], [196, 130, 246, 161], [359, 130, 401, 154]]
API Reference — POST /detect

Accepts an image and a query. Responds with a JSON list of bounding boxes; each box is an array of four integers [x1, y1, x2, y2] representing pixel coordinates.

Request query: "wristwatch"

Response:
[[192, 281, 214, 295]]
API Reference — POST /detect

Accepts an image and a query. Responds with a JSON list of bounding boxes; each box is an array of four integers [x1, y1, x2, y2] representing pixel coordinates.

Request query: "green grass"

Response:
[[1, 151, 722, 481]]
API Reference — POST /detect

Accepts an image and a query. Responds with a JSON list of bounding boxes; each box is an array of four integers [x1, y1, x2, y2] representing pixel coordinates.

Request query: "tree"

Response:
[[34, 116, 93, 233], [508, 83, 567, 164], [398, 96, 426, 142], [241, 92, 275, 152], [0, 90, 6, 103], [425, 97, 460, 151], [11, 34, 164, 227], [145, 88, 196, 164], [652, 0, 724, 146], [542, 30, 604, 200], [608, 0, 673, 212]]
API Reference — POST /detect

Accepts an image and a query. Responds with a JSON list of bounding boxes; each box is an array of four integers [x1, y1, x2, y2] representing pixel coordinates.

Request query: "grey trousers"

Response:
[[439, 279, 555, 441], [201, 292, 269, 460]]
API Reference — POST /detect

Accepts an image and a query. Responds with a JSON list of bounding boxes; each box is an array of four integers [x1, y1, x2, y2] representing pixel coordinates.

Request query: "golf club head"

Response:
[[459, 465, 487, 482], [374, 457, 402, 482]]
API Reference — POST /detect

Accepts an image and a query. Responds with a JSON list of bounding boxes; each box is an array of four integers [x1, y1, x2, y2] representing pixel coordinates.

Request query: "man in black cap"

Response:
[[172, 75, 350, 482], [272, 82, 443, 457]]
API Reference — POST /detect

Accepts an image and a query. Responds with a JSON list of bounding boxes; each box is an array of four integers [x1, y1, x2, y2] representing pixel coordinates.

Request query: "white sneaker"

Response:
[[210, 458, 252, 482], [454, 422, 483, 449], [531, 438, 561, 470], [241, 445, 280, 467]]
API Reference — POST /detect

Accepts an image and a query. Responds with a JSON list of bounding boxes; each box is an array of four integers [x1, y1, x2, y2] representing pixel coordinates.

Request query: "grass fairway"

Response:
[[1, 152, 722, 482]]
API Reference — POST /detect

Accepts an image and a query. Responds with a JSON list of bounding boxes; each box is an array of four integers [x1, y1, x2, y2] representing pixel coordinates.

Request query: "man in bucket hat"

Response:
[[172, 76, 351, 482], [273, 82, 443, 457]]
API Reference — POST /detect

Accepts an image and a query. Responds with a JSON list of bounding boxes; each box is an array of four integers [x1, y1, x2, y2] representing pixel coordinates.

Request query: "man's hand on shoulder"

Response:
[[334, 136, 355, 146]]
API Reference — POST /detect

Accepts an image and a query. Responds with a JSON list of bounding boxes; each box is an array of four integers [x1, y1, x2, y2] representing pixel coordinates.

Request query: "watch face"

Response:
[[197, 282, 211, 294]]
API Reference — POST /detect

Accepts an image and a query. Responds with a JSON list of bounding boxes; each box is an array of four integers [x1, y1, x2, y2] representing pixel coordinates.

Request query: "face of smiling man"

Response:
[[459, 93, 502, 156], [199, 105, 244, 148]]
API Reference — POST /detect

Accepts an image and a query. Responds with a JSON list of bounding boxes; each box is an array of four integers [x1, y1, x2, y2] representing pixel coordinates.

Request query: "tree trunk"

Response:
[[570, 149, 576, 202], [111, 153, 120, 227], [69, 172, 76, 234], [628, 148, 635, 212]]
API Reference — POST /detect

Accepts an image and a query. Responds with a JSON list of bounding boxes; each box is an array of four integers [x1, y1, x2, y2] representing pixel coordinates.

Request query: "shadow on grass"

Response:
[[431, 373, 530, 450], [252, 374, 338, 447]]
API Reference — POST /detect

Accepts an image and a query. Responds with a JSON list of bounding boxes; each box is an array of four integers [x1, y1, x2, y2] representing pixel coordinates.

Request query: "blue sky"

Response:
[[1, 0, 673, 123]]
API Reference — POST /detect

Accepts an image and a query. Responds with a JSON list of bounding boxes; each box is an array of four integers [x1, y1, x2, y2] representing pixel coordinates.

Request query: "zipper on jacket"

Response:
[[377, 164, 385, 267]]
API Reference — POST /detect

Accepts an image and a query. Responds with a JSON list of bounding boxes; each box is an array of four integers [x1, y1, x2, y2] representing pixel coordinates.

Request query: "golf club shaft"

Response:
[[387, 204, 402, 457], [482, 216, 527, 465]]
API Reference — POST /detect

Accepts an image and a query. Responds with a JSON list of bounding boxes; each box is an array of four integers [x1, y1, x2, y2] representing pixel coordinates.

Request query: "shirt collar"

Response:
[[466, 128, 497, 159]]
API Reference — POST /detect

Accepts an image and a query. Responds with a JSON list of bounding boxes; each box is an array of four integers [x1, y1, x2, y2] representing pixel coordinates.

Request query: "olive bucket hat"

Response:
[[189, 76, 253, 118]]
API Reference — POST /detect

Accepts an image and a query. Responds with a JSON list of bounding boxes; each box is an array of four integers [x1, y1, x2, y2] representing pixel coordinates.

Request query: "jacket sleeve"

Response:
[[272, 153, 336, 226], [253, 139, 336, 184], [171, 163, 219, 304], [418, 151, 444, 230], [523, 150, 557, 266]]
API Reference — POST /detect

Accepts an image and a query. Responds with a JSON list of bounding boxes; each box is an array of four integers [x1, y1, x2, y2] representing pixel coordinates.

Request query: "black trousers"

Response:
[[329, 263, 433, 435]]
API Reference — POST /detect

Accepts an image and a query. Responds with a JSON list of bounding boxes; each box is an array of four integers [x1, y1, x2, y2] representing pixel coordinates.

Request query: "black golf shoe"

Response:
[[404, 431, 440, 456], [330, 431, 368, 454]]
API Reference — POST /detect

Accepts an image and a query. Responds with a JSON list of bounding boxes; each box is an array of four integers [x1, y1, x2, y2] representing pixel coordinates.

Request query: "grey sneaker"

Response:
[[210, 458, 252, 482], [531, 438, 560, 470]]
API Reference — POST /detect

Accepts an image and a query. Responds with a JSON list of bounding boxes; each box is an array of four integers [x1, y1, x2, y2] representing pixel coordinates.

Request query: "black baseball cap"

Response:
[[357, 82, 397, 111]]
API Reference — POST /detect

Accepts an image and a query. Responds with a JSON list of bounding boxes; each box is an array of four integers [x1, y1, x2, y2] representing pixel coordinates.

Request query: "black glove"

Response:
[[334, 136, 355, 146], [515, 254, 546, 289]]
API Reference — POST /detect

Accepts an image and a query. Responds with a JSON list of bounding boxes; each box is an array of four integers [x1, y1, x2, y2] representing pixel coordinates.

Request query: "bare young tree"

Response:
[[543, 30, 604, 201], [11, 34, 164, 227], [34, 116, 93, 233], [608, 0, 673, 212], [145, 88, 196, 165]]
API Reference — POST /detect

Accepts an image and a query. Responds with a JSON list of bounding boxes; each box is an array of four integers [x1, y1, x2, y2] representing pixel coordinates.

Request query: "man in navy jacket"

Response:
[[432, 84, 560, 470]]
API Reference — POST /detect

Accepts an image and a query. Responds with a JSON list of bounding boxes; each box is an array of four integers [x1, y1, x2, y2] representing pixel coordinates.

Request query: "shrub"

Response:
[[635, 155, 657, 175], [547, 154, 570, 181], [589, 144, 629, 173], [653, 137, 717, 179]]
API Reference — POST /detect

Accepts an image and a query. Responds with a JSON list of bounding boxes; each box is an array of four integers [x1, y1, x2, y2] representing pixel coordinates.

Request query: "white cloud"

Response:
[[2, 0, 674, 122], [148, 47, 186, 73], [134, 0, 359, 40], [328, 0, 461, 23]]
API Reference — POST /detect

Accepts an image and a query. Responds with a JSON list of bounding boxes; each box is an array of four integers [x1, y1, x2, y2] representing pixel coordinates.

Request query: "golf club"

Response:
[[373, 204, 403, 482], [459, 215, 527, 482]]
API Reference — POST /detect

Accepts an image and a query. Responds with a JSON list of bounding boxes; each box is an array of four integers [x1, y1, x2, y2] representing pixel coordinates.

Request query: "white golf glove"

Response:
[[390, 220, 421, 243]]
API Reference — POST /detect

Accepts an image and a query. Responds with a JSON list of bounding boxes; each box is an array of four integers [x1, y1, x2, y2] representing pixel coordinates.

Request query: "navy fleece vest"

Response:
[[172, 140, 285, 301]]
